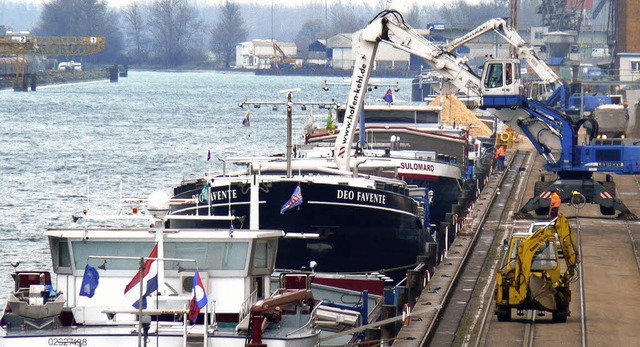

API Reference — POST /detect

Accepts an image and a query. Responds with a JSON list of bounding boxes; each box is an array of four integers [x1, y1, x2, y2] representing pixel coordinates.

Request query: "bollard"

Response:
[[424, 269, 431, 290], [402, 304, 411, 326], [30, 72, 36, 91], [110, 64, 119, 82]]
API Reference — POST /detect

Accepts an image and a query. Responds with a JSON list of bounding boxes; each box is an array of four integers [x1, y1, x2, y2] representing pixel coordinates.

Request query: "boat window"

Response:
[[337, 109, 439, 124], [416, 110, 439, 124], [58, 240, 72, 268], [254, 242, 267, 268], [72, 241, 156, 270], [164, 242, 249, 271], [253, 240, 276, 268], [51, 238, 72, 271]]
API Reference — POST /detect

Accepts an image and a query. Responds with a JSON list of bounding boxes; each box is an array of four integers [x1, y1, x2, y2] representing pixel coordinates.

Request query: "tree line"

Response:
[[12, 0, 549, 68]]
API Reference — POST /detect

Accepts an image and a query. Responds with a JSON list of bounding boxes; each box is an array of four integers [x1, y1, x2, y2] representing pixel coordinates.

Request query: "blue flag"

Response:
[[80, 264, 99, 298], [383, 88, 394, 104], [188, 269, 208, 323], [280, 185, 303, 214]]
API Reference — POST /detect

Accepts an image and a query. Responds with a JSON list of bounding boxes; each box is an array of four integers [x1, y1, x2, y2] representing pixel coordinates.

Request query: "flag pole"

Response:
[[183, 303, 188, 347], [208, 149, 212, 217], [208, 149, 211, 178], [203, 302, 208, 346], [137, 256, 144, 347]]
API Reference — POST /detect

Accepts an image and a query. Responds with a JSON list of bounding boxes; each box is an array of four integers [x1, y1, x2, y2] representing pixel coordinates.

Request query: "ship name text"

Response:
[[337, 189, 386, 204], [193, 188, 238, 203], [400, 162, 435, 172]]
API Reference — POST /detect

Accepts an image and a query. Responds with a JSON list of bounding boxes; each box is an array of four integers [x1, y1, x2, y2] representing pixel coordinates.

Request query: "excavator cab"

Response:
[[480, 59, 522, 96]]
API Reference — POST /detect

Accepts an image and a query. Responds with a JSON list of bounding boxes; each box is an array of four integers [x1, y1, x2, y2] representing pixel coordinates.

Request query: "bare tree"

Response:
[[373, 0, 392, 13], [148, 0, 204, 67], [403, 3, 424, 29], [122, 0, 147, 65], [35, 0, 124, 63], [327, 1, 368, 36], [438, 0, 509, 26], [210, 1, 248, 68], [295, 19, 325, 57]]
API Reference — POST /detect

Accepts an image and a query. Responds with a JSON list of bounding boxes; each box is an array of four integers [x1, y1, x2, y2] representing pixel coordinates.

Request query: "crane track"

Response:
[[470, 150, 538, 347], [424, 149, 640, 347], [426, 150, 531, 346], [624, 221, 640, 274], [474, 153, 588, 347]]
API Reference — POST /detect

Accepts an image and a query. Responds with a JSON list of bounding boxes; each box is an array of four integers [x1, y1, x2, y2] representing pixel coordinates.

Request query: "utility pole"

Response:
[[509, 0, 518, 58]]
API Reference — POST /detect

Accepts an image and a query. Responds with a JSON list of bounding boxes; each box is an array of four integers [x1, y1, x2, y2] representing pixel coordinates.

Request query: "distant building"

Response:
[[326, 32, 411, 71], [235, 40, 297, 69], [326, 34, 352, 70], [305, 39, 327, 67], [618, 53, 640, 82]]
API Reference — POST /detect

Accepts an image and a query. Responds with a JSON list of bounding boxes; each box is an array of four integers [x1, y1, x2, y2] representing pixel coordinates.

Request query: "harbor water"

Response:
[[0, 71, 411, 306]]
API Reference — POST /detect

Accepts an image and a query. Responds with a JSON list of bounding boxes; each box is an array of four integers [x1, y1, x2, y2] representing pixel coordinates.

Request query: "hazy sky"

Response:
[[23, 0, 475, 9]]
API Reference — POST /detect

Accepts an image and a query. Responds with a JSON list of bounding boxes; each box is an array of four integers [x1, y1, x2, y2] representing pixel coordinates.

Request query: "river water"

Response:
[[0, 70, 411, 306]]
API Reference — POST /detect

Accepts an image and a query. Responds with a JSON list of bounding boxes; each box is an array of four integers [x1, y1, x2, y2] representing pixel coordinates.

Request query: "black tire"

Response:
[[553, 300, 570, 323], [600, 205, 616, 216], [496, 306, 511, 322], [536, 206, 550, 217], [552, 312, 568, 323]]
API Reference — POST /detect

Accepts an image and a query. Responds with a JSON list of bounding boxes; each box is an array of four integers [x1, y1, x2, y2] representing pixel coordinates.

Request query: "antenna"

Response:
[[279, 88, 301, 94]]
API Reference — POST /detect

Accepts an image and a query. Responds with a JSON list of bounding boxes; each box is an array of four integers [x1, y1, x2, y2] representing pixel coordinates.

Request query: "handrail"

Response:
[[239, 288, 258, 323]]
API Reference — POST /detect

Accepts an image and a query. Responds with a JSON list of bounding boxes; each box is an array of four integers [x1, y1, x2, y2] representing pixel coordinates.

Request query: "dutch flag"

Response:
[[280, 185, 303, 214], [124, 245, 159, 309]]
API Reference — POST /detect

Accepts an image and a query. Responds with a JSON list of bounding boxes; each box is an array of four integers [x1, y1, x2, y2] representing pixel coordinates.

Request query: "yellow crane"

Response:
[[0, 33, 105, 91], [0, 35, 105, 56], [272, 41, 294, 69]]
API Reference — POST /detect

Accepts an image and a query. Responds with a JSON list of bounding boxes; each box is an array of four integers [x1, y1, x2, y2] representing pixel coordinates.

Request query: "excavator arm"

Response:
[[339, 11, 640, 220], [511, 214, 578, 308], [334, 10, 482, 170], [445, 18, 563, 104]]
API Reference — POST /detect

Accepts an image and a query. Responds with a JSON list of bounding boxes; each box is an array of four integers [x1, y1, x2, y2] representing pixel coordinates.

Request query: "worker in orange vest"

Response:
[[549, 190, 561, 218], [494, 145, 506, 171]]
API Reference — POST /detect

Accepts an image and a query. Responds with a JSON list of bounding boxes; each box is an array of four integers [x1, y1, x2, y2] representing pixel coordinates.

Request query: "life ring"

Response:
[[570, 191, 586, 209], [499, 132, 510, 142], [328, 128, 335, 135]]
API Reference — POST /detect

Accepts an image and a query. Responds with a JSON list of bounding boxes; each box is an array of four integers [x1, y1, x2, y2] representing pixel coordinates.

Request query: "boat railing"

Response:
[[238, 288, 258, 323]]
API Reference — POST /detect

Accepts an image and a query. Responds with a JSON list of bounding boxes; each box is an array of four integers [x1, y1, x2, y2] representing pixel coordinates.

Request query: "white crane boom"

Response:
[[445, 18, 561, 88]]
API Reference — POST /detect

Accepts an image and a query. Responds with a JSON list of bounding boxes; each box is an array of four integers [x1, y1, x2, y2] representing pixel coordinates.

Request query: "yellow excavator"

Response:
[[271, 41, 294, 69], [495, 214, 579, 322]]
